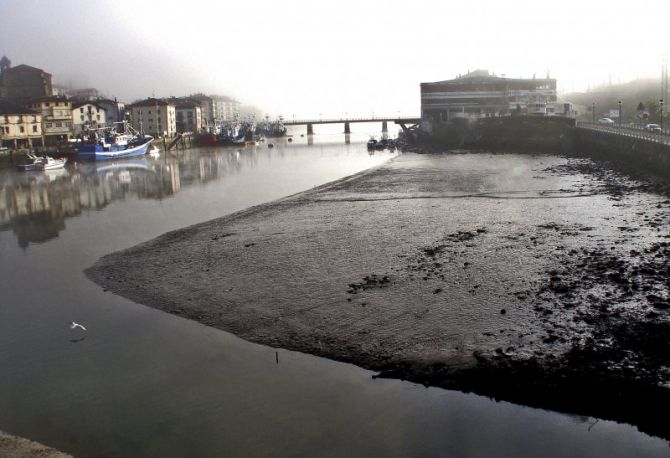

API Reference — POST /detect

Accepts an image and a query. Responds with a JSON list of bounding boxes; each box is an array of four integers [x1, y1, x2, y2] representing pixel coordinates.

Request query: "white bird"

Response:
[[70, 321, 87, 331]]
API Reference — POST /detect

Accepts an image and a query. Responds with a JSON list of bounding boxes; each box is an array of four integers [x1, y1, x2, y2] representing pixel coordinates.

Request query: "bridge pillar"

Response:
[[307, 123, 314, 135], [344, 122, 351, 134], [382, 121, 388, 133]]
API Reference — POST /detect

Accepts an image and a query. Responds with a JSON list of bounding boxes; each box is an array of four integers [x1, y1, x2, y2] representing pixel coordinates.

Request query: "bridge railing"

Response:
[[284, 116, 420, 125], [577, 122, 670, 145]]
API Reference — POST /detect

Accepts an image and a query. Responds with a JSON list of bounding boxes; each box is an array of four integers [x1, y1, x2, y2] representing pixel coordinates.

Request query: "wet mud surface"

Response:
[[86, 152, 670, 441]]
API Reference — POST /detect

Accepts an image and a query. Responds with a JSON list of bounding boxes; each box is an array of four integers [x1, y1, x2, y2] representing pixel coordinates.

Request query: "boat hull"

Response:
[[16, 157, 67, 172], [78, 139, 153, 161]]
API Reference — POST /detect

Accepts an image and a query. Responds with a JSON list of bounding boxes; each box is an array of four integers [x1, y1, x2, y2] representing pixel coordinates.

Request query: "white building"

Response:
[[72, 101, 106, 135], [128, 98, 176, 137], [421, 70, 558, 123], [211, 95, 240, 122]]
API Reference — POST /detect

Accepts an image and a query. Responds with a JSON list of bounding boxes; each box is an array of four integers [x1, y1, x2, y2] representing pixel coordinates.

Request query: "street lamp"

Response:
[[618, 101, 622, 127], [660, 99, 664, 132], [592, 102, 595, 124]]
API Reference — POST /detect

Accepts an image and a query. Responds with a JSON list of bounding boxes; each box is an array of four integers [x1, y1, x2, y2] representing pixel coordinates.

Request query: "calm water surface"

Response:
[[0, 130, 668, 457]]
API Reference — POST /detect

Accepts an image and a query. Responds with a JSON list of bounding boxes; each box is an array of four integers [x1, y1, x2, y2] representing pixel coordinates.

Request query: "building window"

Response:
[[96, 115, 100, 121], [20, 126, 25, 133], [33, 125, 37, 133], [80, 108, 84, 113], [80, 115, 84, 121], [46, 122, 53, 128], [56, 122, 62, 128], [4, 127, 9, 134]]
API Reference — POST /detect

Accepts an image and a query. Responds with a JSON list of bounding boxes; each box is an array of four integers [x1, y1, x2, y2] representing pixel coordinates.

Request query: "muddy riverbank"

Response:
[[0, 430, 71, 458], [87, 152, 670, 441]]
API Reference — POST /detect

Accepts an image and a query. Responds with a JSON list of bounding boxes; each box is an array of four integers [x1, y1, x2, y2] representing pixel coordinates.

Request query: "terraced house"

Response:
[[0, 99, 42, 148], [28, 96, 72, 146], [72, 101, 106, 135]]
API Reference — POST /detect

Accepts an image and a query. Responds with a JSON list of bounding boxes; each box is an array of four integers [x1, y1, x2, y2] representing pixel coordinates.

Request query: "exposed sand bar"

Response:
[[87, 152, 670, 440]]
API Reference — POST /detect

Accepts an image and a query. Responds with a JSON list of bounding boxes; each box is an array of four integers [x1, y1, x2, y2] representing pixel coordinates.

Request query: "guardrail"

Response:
[[283, 116, 421, 125], [577, 122, 670, 145]]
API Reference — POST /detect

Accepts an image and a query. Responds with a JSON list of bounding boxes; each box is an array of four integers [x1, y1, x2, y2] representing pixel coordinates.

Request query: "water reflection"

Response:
[[0, 138, 397, 248], [1, 148, 264, 247]]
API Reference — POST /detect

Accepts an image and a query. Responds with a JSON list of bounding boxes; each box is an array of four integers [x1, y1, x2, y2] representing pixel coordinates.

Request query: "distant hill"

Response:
[[563, 78, 666, 123]]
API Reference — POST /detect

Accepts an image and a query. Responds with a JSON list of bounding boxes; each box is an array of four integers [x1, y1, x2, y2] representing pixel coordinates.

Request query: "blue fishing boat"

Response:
[[77, 122, 153, 161]]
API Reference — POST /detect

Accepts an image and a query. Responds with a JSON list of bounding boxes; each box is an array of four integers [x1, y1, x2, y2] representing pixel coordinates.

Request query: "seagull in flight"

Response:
[[70, 321, 87, 331]]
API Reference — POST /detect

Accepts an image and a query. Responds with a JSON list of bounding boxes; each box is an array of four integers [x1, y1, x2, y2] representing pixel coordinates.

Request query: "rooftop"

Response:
[[0, 99, 39, 115]]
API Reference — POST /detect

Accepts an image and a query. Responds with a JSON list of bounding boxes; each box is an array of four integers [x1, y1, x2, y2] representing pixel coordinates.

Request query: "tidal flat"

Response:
[[87, 152, 670, 440]]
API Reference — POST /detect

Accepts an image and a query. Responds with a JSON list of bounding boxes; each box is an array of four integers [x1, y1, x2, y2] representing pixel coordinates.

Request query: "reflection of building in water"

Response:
[[0, 149, 248, 247]]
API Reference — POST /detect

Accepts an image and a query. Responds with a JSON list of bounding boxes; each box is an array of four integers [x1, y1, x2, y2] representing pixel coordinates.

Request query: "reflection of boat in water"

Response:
[[16, 154, 67, 172], [77, 122, 153, 161], [148, 146, 160, 157], [94, 158, 151, 174]]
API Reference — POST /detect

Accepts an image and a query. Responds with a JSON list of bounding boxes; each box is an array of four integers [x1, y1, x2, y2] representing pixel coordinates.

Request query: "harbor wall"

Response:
[[575, 129, 670, 177], [425, 117, 670, 177], [426, 116, 577, 155]]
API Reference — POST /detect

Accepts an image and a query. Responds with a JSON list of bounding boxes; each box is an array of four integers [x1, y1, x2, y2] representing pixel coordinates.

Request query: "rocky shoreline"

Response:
[[86, 152, 670, 441]]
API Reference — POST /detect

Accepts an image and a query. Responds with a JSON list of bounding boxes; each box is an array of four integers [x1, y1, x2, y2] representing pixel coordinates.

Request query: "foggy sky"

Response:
[[1, 0, 668, 118]]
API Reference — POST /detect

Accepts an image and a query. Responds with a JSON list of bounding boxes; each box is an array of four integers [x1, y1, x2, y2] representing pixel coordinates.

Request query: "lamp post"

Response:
[[592, 102, 595, 123], [660, 99, 664, 132], [618, 100, 622, 127]]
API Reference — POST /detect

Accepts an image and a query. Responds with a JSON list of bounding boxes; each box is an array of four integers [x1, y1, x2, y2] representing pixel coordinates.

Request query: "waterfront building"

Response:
[[0, 99, 42, 148], [211, 95, 240, 122], [0, 60, 53, 100], [128, 98, 176, 137], [190, 94, 214, 129], [175, 100, 203, 133], [420, 70, 557, 125], [96, 98, 126, 125], [72, 101, 107, 135], [27, 96, 73, 146]]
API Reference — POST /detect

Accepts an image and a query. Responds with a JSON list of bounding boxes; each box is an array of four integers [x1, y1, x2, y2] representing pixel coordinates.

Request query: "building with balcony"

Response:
[[72, 101, 107, 135], [28, 96, 72, 146], [0, 60, 53, 100], [128, 98, 176, 137], [421, 70, 557, 127], [190, 94, 214, 129], [175, 100, 202, 133], [0, 100, 42, 148], [211, 95, 240, 122]]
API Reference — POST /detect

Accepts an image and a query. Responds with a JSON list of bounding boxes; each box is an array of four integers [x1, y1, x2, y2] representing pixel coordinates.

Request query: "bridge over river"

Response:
[[283, 116, 421, 135]]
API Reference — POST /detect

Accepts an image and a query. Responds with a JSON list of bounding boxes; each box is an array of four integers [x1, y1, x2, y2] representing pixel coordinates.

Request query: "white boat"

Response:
[[16, 155, 67, 172]]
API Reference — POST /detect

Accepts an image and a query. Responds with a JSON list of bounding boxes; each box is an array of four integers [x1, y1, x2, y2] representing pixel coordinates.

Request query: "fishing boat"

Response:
[[77, 122, 153, 161], [17, 154, 67, 172], [217, 126, 247, 146], [255, 116, 287, 138]]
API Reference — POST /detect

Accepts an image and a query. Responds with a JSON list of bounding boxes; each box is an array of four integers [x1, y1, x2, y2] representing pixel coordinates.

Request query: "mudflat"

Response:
[[87, 152, 670, 440]]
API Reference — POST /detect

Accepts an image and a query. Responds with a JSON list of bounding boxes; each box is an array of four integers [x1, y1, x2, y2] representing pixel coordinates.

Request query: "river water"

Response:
[[0, 128, 668, 457]]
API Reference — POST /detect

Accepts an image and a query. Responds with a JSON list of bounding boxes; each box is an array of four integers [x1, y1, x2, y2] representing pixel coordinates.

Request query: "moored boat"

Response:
[[77, 122, 153, 161], [16, 154, 67, 172]]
